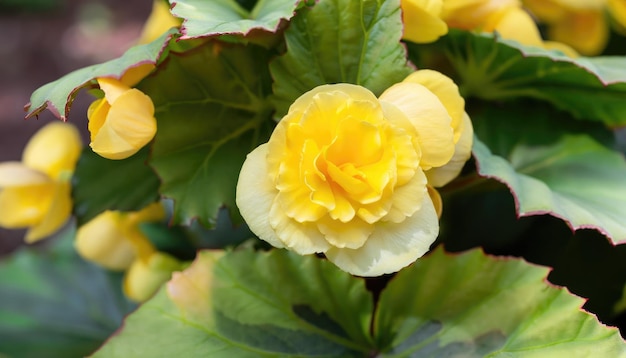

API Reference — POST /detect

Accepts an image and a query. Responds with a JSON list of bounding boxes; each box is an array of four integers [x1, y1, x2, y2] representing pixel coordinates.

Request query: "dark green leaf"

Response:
[[140, 43, 274, 226], [432, 30, 626, 126], [72, 147, 161, 226], [270, 0, 413, 118]]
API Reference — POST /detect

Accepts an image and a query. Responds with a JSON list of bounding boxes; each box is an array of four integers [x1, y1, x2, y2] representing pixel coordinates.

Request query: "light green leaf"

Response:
[[72, 147, 161, 226], [93, 249, 373, 357], [471, 103, 626, 244], [376, 247, 626, 356], [25, 29, 177, 120], [140, 43, 274, 226], [171, 0, 301, 39], [434, 29, 626, 126], [270, 0, 413, 118], [0, 227, 134, 358]]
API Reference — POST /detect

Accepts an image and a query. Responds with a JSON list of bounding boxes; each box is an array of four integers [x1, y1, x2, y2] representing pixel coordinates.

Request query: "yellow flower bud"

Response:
[[124, 251, 182, 302], [138, 0, 181, 45], [87, 77, 157, 160]]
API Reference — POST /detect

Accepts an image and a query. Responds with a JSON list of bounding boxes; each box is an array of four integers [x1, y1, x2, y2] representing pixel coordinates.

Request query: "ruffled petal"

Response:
[[426, 113, 474, 187], [317, 216, 373, 249], [90, 88, 157, 160], [21, 122, 82, 180], [236, 144, 284, 249], [383, 168, 428, 223], [325, 192, 439, 276], [380, 82, 455, 169], [269, 201, 330, 255]]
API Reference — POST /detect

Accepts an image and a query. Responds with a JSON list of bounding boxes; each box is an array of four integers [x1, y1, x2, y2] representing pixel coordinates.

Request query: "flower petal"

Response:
[[325, 192, 439, 276], [426, 113, 474, 187], [383, 168, 428, 223], [380, 82, 455, 169], [402, 0, 449, 43], [402, 70, 464, 142], [124, 252, 181, 302], [236, 144, 285, 249], [21, 122, 82, 180], [269, 201, 330, 255], [90, 88, 157, 160], [549, 9, 608, 56], [0, 182, 55, 228], [317, 216, 373, 249], [74, 211, 137, 270], [0, 162, 50, 187], [25, 180, 73, 242]]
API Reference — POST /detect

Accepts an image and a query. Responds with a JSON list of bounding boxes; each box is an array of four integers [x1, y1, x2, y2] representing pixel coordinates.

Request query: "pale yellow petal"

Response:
[[127, 201, 165, 224], [0, 182, 55, 228], [287, 84, 379, 115], [74, 211, 136, 270], [316, 216, 373, 249], [426, 113, 474, 187], [325, 192, 439, 276], [524, 0, 568, 22], [402, 70, 465, 141], [609, 0, 626, 33], [0, 162, 50, 187], [88, 99, 109, 142], [269, 201, 330, 254], [22, 122, 82, 179], [25, 180, 73, 243], [90, 88, 157, 160], [402, 0, 449, 43], [120, 64, 157, 87], [380, 82, 455, 169], [236, 144, 285, 249], [383, 168, 428, 223], [428, 185, 443, 218], [124, 252, 182, 302]]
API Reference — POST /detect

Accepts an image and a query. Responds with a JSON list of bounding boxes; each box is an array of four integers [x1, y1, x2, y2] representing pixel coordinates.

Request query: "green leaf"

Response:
[[375, 247, 626, 356], [0, 227, 134, 358], [93, 249, 374, 356], [471, 103, 626, 244], [171, 0, 301, 39], [25, 29, 177, 120], [434, 29, 626, 126], [72, 147, 161, 226], [270, 0, 413, 118], [140, 43, 274, 226]]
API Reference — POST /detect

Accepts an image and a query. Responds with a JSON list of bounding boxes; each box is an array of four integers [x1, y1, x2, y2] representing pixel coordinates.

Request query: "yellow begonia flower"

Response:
[[87, 76, 157, 160], [138, 0, 181, 45], [236, 72, 472, 276], [0, 122, 81, 242], [401, 0, 449, 43], [74, 202, 178, 301], [523, 0, 626, 55]]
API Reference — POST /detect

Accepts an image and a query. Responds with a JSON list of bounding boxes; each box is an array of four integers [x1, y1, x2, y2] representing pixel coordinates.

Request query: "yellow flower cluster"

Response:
[[402, 0, 577, 55], [524, 0, 626, 55], [237, 70, 473, 276], [0, 122, 82, 242], [75, 202, 182, 302]]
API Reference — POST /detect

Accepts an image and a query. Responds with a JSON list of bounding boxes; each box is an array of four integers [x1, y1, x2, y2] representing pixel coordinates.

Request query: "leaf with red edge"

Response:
[[171, 0, 302, 40], [25, 29, 177, 121]]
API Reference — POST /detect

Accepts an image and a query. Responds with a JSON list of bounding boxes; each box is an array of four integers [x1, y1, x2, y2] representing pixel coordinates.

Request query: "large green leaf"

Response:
[[270, 0, 413, 118], [471, 103, 626, 244], [431, 30, 626, 126], [140, 42, 274, 226], [171, 0, 301, 39], [0, 227, 134, 358], [72, 147, 161, 226], [375, 247, 626, 356], [93, 249, 374, 356], [25, 29, 177, 120], [94, 247, 626, 356]]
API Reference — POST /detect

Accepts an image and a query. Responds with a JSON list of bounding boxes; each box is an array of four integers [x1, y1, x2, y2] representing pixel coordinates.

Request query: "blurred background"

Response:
[[0, 0, 152, 255]]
